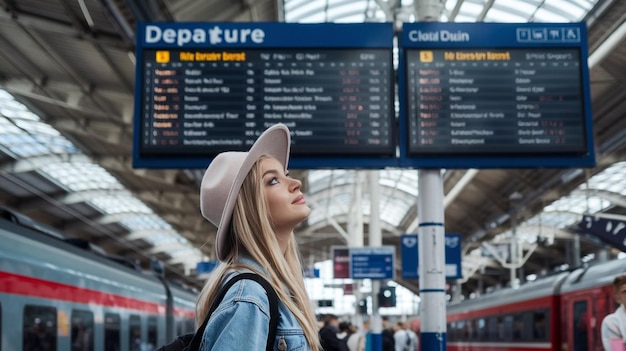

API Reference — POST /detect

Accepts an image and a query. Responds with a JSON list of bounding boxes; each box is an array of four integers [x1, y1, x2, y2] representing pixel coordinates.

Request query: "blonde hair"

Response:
[[196, 156, 320, 350]]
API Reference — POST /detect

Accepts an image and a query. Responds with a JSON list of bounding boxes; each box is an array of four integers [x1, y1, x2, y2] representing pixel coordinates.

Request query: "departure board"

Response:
[[407, 48, 585, 154], [133, 22, 395, 169], [399, 22, 595, 169]]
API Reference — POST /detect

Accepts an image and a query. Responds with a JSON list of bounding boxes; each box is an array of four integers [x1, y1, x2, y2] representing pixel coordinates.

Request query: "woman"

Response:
[[196, 123, 320, 351]]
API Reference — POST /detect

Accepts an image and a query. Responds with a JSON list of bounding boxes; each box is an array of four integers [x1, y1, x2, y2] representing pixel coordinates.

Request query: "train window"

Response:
[[573, 300, 590, 351], [502, 315, 513, 341], [129, 315, 142, 351], [70, 310, 94, 351], [23, 305, 57, 351], [446, 320, 456, 341], [476, 318, 486, 341], [532, 309, 548, 341], [455, 321, 464, 341], [467, 319, 477, 340], [147, 316, 158, 350], [487, 317, 498, 341], [176, 317, 195, 336], [104, 313, 121, 351], [512, 313, 525, 340]]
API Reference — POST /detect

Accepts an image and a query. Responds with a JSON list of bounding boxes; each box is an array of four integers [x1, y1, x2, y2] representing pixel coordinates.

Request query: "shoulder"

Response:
[[602, 312, 621, 336], [217, 273, 274, 316], [602, 312, 619, 326]]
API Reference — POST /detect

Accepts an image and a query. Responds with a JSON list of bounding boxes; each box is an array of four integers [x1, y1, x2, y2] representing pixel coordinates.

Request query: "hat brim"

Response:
[[215, 124, 290, 260]]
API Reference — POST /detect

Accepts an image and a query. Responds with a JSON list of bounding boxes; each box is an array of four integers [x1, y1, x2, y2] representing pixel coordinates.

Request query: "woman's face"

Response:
[[260, 157, 311, 233]]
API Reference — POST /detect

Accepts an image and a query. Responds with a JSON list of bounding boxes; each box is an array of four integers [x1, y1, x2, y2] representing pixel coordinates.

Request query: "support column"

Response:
[[418, 170, 446, 351], [368, 171, 383, 351]]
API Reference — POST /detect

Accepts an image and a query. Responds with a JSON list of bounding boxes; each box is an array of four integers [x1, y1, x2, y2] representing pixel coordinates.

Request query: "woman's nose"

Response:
[[290, 178, 302, 191]]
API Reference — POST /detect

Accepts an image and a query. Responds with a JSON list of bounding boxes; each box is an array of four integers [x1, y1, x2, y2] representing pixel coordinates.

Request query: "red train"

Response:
[[409, 257, 624, 351], [0, 208, 197, 351]]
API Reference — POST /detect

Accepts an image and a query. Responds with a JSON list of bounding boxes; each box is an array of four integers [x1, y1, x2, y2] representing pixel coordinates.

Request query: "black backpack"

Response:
[[156, 273, 279, 351]]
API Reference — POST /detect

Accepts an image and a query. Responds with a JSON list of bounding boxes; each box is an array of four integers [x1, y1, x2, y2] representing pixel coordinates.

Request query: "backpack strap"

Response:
[[188, 273, 280, 351]]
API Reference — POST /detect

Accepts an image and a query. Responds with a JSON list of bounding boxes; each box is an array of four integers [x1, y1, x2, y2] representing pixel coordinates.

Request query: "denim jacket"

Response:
[[199, 257, 312, 351]]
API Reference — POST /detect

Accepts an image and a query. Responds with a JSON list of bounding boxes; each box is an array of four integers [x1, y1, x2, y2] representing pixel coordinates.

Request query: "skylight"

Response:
[[0, 88, 203, 273], [285, 0, 599, 23]]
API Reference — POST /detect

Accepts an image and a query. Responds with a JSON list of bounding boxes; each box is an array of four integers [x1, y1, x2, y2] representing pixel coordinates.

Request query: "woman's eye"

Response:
[[269, 177, 279, 185]]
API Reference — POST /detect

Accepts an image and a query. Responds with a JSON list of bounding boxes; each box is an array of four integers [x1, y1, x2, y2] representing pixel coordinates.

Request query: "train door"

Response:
[[572, 299, 590, 351], [565, 295, 595, 351]]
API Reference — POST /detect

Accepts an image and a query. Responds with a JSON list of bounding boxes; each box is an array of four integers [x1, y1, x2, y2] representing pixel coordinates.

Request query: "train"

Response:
[[3, 202, 624, 351], [409, 256, 625, 351], [0, 207, 197, 351]]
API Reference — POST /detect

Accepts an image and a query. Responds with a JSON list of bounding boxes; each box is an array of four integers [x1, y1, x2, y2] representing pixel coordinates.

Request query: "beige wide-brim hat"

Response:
[[200, 124, 291, 261]]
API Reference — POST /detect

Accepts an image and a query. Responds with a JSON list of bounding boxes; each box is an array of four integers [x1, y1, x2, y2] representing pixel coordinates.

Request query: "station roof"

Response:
[[1, 0, 625, 296]]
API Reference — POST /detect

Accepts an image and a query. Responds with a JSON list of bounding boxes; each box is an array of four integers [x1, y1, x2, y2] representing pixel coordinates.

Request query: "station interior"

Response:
[[1, 0, 626, 307]]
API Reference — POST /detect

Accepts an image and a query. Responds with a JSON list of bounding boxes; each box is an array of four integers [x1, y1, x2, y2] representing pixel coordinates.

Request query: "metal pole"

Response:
[[368, 171, 383, 351], [418, 170, 446, 351], [414, 1, 447, 348], [509, 192, 522, 288]]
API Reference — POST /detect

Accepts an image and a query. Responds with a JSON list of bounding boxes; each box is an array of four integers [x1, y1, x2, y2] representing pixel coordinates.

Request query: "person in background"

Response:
[[406, 325, 419, 351], [381, 316, 395, 351], [319, 314, 349, 351], [337, 321, 352, 340], [195, 124, 321, 351], [346, 321, 366, 351], [602, 274, 626, 351], [393, 322, 411, 351]]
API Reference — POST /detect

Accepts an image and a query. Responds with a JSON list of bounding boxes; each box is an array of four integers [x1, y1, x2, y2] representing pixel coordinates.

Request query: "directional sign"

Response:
[[401, 233, 462, 279], [332, 246, 351, 279], [577, 214, 626, 252], [350, 246, 395, 280]]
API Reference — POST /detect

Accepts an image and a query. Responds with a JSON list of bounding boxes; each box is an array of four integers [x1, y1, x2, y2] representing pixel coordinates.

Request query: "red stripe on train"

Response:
[[0, 271, 194, 318]]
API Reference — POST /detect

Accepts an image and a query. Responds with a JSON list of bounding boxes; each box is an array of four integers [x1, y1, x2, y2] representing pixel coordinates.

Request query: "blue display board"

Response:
[[398, 22, 595, 169], [401, 233, 462, 279], [350, 246, 395, 280], [133, 22, 396, 169]]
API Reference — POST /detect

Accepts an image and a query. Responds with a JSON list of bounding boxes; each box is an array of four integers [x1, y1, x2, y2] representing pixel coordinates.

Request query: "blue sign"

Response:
[[350, 246, 395, 280], [401, 233, 462, 279], [196, 260, 219, 275], [577, 215, 626, 252], [397, 22, 595, 169], [133, 22, 396, 169], [304, 266, 321, 278]]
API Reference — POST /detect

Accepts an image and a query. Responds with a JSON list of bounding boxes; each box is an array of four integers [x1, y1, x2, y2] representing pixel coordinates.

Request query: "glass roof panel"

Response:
[[493, 0, 539, 17], [533, 7, 571, 22], [545, 0, 589, 19], [484, 7, 528, 23], [458, 1, 485, 18], [0, 95, 78, 158], [41, 162, 124, 192], [307, 169, 418, 228], [0, 88, 204, 271], [308, 192, 353, 225], [118, 214, 172, 232], [526, 211, 581, 228], [285, 0, 599, 23], [585, 161, 626, 196], [89, 195, 154, 215], [132, 230, 181, 244], [544, 193, 611, 214]]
